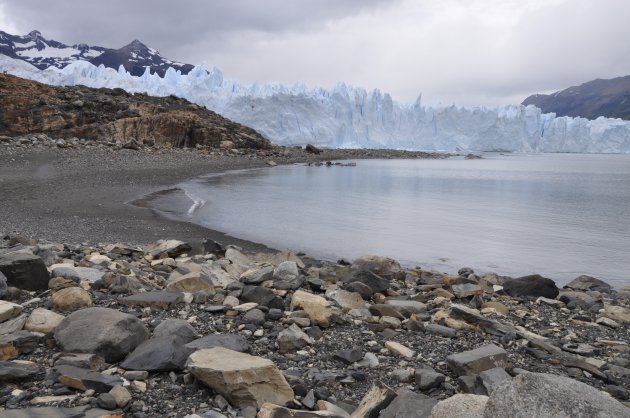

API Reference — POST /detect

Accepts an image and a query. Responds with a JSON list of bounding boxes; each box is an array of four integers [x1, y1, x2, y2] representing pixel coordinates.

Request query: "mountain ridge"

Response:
[[0, 30, 193, 77], [522, 75, 630, 120]]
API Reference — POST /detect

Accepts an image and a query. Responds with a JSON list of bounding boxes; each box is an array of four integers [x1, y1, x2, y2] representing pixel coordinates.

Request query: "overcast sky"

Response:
[[1, 0, 629, 105]]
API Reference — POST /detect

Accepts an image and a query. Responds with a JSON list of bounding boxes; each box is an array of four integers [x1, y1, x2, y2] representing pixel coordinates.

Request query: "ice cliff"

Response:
[[2, 55, 629, 153]]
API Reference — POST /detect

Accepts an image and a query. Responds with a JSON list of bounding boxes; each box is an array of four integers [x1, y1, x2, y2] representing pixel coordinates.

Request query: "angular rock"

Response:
[[273, 261, 299, 282], [342, 270, 390, 297], [477, 367, 511, 394], [384, 341, 415, 359], [0, 313, 27, 336], [424, 323, 457, 338], [369, 304, 405, 320], [186, 347, 294, 409], [0, 360, 39, 381], [51, 287, 92, 312], [378, 388, 437, 418], [243, 308, 266, 325], [384, 299, 427, 314], [258, 403, 344, 417], [0, 252, 50, 290], [55, 353, 106, 370], [50, 265, 104, 283], [54, 364, 123, 393], [431, 394, 488, 418], [153, 318, 199, 341], [241, 285, 282, 308], [334, 348, 364, 365], [564, 275, 612, 293], [240, 266, 274, 284], [603, 303, 630, 323], [118, 291, 184, 310], [503, 274, 559, 298], [452, 283, 483, 298], [144, 239, 192, 258], [291, 290, 333, 327], [54, 307, 149, 362], [447, 344, 510, 376], [415, 367, 445, 390], [121, 335, 195, 371], [483, 372, 629, 418], [0, 330, 44, 360], [165, 272, 215, 293], [277, 323, 314, 353], [350, 382, 396, 418], [185, 333, 250, 353], [24, 308, 64, 335], [0, 300, 23, 323], [351, 255, 404, 281], [329, 289, 365, 310], [109, 385, 132, 408]]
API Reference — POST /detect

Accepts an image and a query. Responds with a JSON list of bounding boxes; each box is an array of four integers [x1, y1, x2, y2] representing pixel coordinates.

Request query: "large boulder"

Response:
[[351, 255, 405, 281], [54, 307, 149, 362], [0, 253, 50, 291], [432, 394, 488, 418], [120, 335, 194, 371], [503, 274, 559, 299], [483, 372, 629, 418], [564, 275, 612, 293], [186, 347, 294, 409]]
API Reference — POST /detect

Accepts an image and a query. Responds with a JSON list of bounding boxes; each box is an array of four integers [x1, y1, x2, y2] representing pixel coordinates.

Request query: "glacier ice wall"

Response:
[[2, 55, 630, 153]]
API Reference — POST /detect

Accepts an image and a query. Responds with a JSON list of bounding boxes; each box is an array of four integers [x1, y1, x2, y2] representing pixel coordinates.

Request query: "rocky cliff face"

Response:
[[0, 73, 270, 150]]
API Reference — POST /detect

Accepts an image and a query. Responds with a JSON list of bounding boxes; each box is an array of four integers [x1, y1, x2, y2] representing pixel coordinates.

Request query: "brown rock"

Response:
[[187, 347, 294, 409], [52, 287, 92, 312]]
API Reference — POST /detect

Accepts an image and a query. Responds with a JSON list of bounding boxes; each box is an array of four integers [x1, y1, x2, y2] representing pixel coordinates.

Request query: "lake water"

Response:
[[176, 154, 630, 287]]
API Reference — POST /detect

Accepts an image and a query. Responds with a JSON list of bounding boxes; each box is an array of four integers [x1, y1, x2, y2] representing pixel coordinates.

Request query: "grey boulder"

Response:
[[0, 253, 50, 291], [503, 274, 559, 299], [54, 307, 149, 362], [483, 372, 630, 418]]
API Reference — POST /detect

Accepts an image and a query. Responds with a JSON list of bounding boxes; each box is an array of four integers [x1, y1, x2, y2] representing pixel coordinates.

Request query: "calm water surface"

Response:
[[178, 154, 630, 287]]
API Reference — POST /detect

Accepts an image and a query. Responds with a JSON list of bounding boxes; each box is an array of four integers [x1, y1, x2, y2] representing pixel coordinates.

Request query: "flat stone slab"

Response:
[[50, 265, 104, 283], [54, 364, 123, 393], [0, 300, 23, 323], [186, 347, 294, 409], [447, 344, 509, 376], [118, 291, 185, 309], [0, 360, 40, 381]]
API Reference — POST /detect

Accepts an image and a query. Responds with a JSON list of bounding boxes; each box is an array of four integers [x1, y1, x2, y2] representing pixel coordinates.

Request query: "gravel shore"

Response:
[[0, 139, 445, 250]]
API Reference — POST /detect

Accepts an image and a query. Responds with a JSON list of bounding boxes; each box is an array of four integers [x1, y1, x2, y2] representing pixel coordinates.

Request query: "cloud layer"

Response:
[[2, 0, 629, 105]]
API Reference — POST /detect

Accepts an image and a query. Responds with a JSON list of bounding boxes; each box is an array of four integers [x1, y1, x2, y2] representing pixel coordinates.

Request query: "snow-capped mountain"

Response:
[[90, 39, 193, 77], [0, 30, 108, 70], [0, 30, 193, 77], [2, 54, 630, 153]]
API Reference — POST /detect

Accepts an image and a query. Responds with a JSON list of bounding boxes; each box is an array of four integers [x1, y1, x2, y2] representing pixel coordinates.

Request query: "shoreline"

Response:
[[0, 139, 444, 250]]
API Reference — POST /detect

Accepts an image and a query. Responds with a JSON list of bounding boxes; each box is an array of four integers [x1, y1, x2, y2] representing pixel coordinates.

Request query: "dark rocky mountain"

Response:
[[0, 73, 270, 150], [0, 30, 194, 77], [89, 39, 194, 77], [523, 75, 630, 120]]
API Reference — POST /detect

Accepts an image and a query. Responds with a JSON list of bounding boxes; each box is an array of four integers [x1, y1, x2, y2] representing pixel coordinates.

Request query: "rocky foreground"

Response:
[[0, 235, 629, 418]]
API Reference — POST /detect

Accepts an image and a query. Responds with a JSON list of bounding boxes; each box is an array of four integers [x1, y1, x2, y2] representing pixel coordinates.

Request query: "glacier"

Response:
[[2, 55, 630, 153]]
